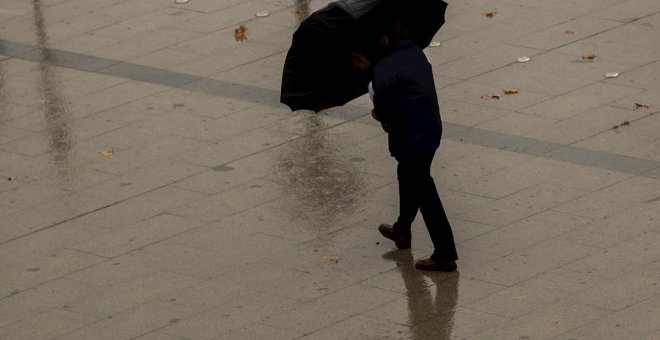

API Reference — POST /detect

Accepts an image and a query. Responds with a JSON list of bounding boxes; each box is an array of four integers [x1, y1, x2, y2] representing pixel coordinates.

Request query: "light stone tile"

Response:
[[466, 269, 597, 318], [569, 295, 660, 339], [261, 284, 402, 334], [0, 248, 105, 297], [438, 44, 544, 80], [67, 81, 171, 120], [216, 323, 303, 340], [89, 28, 203, 62], [0, 308, 99, 340], [79, 160, 207, 202], [573, 116, 660, 156], [65, 252, 161, 288], [562, 247, 655, 279], [545, 166, 632, 192], [524, 105, 649, 145], [410, 306, 510, 340], [521, 82, 643, 120], [462, 210, 591, 256], [440, 79, 555, 112], [440, 99, 515, 128], [171, 179, 286, 221], [453, 157, 580, 200], [552, 190, 640, 219], [0, 220, 110, 266], [55, 300, 197, 340], [133, 331, 189, 340], [176, 128, 297, 167], [509, 16, 622, 51], [0, 278, 98, 328], [475, 112, 559, 136], [451, 218, 496, 244], [159, 233, 298, 279], [71, 214, 207, 258], [468, 239, 599, 286], [470, 301, 612, 340], [162, 292, 299, 340], [0, 176, 69, 208], [298, 315, 410, 340], [567, 265, 660, 312], [66, 271, 202, 319], [72, 186, 208, 230]]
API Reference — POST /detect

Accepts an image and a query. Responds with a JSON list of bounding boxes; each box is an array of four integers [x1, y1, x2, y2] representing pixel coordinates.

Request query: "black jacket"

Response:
[[372, 39, 442, 158]]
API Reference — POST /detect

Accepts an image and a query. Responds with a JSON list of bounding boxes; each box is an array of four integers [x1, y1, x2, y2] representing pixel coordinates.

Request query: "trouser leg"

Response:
[[395, 152, 458, 261]]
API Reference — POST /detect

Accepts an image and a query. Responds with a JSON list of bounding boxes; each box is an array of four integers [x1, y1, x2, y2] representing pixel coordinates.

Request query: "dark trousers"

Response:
[[393, 151, 458, 261]]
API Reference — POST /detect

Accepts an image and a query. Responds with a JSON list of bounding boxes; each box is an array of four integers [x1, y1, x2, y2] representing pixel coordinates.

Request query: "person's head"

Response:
[[377, 18, 409, 49]]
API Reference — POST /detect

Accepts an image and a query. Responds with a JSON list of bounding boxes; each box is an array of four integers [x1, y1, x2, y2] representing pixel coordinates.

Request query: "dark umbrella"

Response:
[[281, 0, 448, 112]]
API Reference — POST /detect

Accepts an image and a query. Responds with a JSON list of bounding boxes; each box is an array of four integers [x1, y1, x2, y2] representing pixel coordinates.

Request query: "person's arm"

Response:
[[372, 65, 399, 132]]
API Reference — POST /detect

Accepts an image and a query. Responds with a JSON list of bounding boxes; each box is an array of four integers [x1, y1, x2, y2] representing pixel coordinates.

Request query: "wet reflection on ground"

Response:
[[0, 51, 7, 126], [33, 0, 73, 175], [275, 114, 365, 229], [383, 250, 458, 339]]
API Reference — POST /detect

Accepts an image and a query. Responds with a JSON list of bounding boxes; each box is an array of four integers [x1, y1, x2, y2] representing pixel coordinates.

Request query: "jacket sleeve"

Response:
[[372, 65, 399, 133]]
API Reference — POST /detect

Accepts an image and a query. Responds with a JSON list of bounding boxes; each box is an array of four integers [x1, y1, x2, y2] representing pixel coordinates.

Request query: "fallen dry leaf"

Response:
[[634, 103, 650, 110], [321, 255, 340, 263], [99, 149, 113, 157], [503, 88, 519, 95], [481, 94, 500, 100], [483, 10, 497, 18], [565, 30, 574, 35], [582, 53, 596, 60], [234, 25, 247, 42]]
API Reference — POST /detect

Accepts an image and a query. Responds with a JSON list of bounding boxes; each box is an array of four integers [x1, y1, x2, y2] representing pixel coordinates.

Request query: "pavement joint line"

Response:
[[2, 38, 659, 181]]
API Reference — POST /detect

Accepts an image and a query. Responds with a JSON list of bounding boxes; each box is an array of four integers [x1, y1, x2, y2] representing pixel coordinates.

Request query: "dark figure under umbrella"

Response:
[[281, 0, 448, 112], [372, 21, 458, 271]]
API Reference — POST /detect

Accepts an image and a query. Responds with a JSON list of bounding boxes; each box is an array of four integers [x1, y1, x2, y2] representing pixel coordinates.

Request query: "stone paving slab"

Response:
[[1, 0, 660, 339]]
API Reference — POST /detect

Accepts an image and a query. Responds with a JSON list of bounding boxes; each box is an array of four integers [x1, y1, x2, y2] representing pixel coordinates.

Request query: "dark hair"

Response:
[[388, 19, 409, 40]]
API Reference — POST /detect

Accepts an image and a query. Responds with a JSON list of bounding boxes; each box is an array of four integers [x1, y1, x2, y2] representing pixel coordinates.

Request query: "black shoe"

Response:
[[415, 258, 457, 272], [378, 224, 411, 249]]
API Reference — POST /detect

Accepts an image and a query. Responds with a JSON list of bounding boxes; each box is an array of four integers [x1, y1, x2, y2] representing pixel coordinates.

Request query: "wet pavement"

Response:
[[1, 0, 660, 338]]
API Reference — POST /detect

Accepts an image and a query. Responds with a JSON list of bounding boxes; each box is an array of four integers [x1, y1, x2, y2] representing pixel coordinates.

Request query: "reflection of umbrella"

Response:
[[281, 0, 448, 112]]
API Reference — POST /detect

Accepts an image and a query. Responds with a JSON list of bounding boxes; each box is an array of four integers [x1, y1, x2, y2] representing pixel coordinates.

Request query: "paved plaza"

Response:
[[1, 0, 660, 338]]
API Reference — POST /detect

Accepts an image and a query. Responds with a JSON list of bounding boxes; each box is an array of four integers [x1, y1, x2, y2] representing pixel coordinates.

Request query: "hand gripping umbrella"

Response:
[[280, 0, 448, 112]]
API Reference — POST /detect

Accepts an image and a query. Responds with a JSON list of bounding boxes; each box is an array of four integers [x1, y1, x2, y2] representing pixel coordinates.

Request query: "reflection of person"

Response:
[[383, 250, 458, 339], [372, 20, 458, 271]]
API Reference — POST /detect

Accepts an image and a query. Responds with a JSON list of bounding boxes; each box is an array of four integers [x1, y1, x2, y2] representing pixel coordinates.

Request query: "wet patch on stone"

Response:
[[212, 164, 235, 172]]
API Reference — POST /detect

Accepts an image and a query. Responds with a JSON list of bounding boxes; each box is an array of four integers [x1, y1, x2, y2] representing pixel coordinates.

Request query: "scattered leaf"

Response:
[[429, 41, 441, 47], [234, 25, 247, 42], [172, 103, 185, 109], [565, 30, 574, 35], [581, 53, 596, 60], [99, 149, 113, 157], [255, 11, 270, 17], [483, 10, 497, 18], [605, 72, 620, 78], [634, 103, 650, 110], [503, 88, 519, 95], [321, 255, 340, 263], [174, 0, 189, 3], [481, 94, 500, 100], [516, 56, 531, 63]]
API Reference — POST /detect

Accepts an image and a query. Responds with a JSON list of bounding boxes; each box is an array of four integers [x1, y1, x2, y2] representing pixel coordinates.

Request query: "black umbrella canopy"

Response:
[[281, 0, 448, 112]]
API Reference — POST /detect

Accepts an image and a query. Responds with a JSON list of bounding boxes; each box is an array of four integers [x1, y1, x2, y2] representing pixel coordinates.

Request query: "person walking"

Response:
[[371, 20, 458, 271]]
